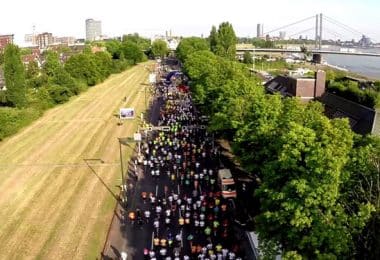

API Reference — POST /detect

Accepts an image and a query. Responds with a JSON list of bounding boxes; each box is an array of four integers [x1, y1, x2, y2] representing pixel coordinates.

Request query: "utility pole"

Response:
[[252, 50, 255, 71], [315, 14, 319, 49], [118, 140, 125, 186], [319, 13, 323, 50]]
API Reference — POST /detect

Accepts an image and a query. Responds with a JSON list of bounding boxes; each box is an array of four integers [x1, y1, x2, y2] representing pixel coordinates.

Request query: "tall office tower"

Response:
[[257, 24, 262, 38], [257, 24, 264, 38], [86, 18, 102, 41]]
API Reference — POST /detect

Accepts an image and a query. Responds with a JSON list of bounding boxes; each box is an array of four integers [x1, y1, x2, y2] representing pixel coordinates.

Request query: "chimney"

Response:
[[314, 70, 326, 98]]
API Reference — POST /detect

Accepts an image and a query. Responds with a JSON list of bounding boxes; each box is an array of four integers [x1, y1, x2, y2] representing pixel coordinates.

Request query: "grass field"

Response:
[[0, 62, 153, 259]]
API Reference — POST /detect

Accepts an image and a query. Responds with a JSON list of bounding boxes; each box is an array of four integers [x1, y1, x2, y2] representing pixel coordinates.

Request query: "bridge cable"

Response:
[[323, 16, 362, 37], [324, 15, 378, 42], [264, 15, 315, 35], [323, 27, 345, 39], [287, 27, 316, 38]]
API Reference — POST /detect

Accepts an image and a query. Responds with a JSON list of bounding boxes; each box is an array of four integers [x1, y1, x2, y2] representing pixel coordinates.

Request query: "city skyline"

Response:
[[1, 0, 379, 44]]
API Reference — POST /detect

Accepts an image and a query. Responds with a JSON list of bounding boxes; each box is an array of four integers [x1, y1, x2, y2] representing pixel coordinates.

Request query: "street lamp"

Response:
[[118, 137, 134, 186]]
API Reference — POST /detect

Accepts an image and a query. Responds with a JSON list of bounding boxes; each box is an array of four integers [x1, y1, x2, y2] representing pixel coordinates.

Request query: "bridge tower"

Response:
[[319, 13, 323, 50], [315, 14, 319, 48]]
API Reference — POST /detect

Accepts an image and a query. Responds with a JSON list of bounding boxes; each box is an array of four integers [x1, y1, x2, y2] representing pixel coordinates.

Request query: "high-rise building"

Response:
[[257, 24, 264, 38], [36, 32, 54, 49], [25, 34, 38, 45], [358, 35, 372, 47], [86, 19, 102, 41], [0, 34, 14, 50], [279, 31, 286, 40], [56, 36, 76, 45]]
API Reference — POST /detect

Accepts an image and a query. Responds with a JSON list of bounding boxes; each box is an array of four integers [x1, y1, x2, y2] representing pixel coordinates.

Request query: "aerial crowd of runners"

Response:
[[126, 61, 245, 260]]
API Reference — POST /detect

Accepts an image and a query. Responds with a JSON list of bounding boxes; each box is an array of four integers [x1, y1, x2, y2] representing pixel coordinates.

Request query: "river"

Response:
[[322, 48, 380, 79]]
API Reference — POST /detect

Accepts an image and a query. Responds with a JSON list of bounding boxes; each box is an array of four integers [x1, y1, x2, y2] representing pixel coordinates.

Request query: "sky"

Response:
[[1, 0, 379, 44]]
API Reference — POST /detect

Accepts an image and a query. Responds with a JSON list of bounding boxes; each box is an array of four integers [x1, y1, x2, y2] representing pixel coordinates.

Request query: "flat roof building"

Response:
[[0, 34, 14, 50], [265, 70, 326, 101], [36, 32, 54, 49], [86, 19, 102, 41]]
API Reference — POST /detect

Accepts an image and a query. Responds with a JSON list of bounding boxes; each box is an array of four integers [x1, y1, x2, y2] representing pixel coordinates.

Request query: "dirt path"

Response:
[[0, 62, 153, 259]]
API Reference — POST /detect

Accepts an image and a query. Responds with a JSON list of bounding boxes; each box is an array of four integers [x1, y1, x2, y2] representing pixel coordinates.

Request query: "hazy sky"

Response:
[[1, 0, 379, 44]]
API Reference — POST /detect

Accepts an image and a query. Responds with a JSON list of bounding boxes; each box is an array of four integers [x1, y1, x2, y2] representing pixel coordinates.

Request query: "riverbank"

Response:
[[323, 53, 380, 80]]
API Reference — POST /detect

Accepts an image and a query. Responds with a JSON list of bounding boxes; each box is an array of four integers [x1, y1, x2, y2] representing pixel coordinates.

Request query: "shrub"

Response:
[[47, 85, 72, 104], [0, 107, 42, 140]]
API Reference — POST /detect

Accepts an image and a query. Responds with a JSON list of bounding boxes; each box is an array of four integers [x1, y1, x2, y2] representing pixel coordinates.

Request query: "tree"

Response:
[[122, 42, 144, 64], [243, 51, 253, 64], [209, 26, 218, 54], [105, 39, 123, 59], [152, 40, 169, 58], [176, 37, 209, 62], [183, 50, 220, 106], [47, 85, 72, 104], [342, 135, 380, 259], [252, 39, 275, 48], [248, 100, 373, 258], [43, 51, 62, 77], [65, 53, 100, 86], [25, 60, 39, 79], [215, 22, 237, 60], [93, 51, 112, 80], [51, 67, 78, 95], [3, 44, 27, 107], [122, 33, 151, 50]]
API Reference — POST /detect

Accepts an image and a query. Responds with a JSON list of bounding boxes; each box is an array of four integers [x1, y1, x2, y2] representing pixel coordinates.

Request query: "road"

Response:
[[103, 64, 249, 259]]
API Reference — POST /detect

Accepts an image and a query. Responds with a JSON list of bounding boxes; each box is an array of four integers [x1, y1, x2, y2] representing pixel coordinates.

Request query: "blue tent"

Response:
[[165, 71, 182, 83]]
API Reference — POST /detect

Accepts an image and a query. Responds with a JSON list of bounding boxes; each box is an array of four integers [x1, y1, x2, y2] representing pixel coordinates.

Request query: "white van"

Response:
[[217, 169, 237, 199]]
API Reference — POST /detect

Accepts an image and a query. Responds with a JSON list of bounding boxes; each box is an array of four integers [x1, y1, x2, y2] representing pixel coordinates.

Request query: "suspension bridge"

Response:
[[237, 13, 380, 58]]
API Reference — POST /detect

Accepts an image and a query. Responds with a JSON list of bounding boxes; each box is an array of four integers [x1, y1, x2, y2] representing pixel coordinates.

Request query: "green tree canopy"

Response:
[[64, 53, 100, 86], [105, 40, 123, 59], [342, 135, 380, 259], [211, 22, 237, 60], [3, 44, 27, 107], [152, 40, 169, 58], [122, 33, 151, 50], [252, 38, 275, 48], [235, 99, 374, 258], [243, 51, 253, 64], [209, 26, 218, 54], [122, 41, 145, 64], [25, 60, 39, 79], [176, 37, 209, 62], [43, 51, 62, 77], [180, 26, 376, 258]]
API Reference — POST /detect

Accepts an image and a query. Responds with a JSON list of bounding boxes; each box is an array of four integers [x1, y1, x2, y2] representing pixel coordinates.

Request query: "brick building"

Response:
[[0, 34, 14, 50], [265, 70, 326, 101], [36, 32, 53, 49], [264, 70, 379, 135]]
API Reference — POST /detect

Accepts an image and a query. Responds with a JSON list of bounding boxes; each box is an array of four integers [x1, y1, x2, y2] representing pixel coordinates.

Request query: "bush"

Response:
[[47, 85, 72, 104], [27, 73, 49, 89], [328, 80, 379, 108], [111, 59, 131, 73], [64, 53, 101, 86], [27, 87, 53, 110], [0, 107, 42, 140]]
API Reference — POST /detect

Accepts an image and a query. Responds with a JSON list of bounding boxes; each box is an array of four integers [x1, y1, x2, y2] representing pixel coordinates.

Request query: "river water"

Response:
[[322, 48, 380, 79]]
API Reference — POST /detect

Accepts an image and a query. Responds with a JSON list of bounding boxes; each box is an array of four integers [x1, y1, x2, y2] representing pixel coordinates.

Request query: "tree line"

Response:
[[0, 33, 168, 140], [177, 22, 380, 259]]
